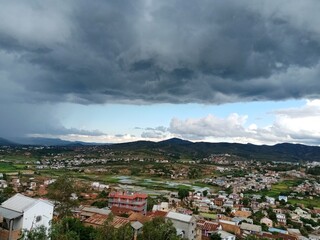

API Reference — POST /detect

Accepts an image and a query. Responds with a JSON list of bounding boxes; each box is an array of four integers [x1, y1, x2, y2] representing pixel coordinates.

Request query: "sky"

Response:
[[1, 0, 320, 145]]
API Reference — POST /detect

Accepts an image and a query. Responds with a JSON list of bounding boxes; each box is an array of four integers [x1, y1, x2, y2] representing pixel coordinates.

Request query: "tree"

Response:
[[22, 225, 47, 240], [242, 197, 250, 207], [147, 196, 157, 211], [203, 190, 208, 197], [178, 188, 189, 200], [50, 217, 97, 240], [188, 168, 200, 179], [225, 207, 232, 216], [47, 176, 79, 218], [210, 232, 222, 240], [138, 217, 182, 240]]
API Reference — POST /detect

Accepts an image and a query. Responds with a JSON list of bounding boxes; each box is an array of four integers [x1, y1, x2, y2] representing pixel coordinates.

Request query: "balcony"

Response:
[[108, 199, 146, 205]]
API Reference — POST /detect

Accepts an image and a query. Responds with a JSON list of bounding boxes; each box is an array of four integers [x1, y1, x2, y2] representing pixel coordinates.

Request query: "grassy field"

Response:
[[1, 154, 38, 162], [0, 162, 30, 173], [289, 197, 320, 208]]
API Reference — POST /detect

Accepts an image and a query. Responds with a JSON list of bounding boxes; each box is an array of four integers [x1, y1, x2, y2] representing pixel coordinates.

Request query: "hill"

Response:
[[0, 137, 17, 146], [107, 138, 320, 162]]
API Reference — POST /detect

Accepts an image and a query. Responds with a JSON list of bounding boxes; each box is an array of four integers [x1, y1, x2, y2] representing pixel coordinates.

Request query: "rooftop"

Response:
[[1, 193, 53, 213], [166, 211, 193, 223]]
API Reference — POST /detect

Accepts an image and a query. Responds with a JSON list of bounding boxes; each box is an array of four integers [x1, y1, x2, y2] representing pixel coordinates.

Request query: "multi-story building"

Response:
[[108, 192, 148, 215]]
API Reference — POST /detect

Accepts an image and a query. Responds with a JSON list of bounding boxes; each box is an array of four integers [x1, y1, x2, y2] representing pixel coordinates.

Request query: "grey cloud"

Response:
[[141, 131, 166, 139], [141, 126, 168, 139], [1, 0, 320, 105], [0, 103, 106, 139]]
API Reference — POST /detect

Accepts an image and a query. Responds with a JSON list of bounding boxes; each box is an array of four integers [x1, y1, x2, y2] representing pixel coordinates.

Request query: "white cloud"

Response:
[[169, 99, 320, 145]]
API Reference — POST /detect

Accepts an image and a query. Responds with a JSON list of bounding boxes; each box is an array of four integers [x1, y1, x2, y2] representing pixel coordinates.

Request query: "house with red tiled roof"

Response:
[[197, 220, 220, 238]]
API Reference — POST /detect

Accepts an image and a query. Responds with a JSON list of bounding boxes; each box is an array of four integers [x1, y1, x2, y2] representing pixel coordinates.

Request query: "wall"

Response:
[[22, 201, 54, 233]]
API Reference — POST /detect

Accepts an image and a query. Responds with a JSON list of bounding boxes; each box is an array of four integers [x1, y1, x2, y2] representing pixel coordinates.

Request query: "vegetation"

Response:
[[47, 176, 79, 218], [178, 187, 190, 200], [306, 166, 320, 175], [138, 217, 183, 240], [210, 232, 221, 240]]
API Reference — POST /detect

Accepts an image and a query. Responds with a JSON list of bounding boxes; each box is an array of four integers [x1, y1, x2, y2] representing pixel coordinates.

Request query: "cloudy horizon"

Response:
[[1, 1, 320, 145]]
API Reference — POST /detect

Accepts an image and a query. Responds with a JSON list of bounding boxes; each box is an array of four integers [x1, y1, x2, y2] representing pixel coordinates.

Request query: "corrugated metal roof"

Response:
[[0, 207, 22, 219], [1, 194, 37, 212], [166, 211, 193, 223], [1, 193, 53, 213], [131, 221, 143, 230], [84, 213, 108, 226], [82, 206, 111, 215], [112, 216, 130, 228], [240, 222, 262, 232]]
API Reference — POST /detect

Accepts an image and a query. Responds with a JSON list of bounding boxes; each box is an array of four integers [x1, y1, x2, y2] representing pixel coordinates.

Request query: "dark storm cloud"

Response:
[[0, 103, 106, 139], [1, 0, 320, 105]]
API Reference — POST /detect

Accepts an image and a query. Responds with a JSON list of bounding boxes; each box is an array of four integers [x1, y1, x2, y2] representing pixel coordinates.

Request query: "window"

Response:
[[36, 216, 42, 222]]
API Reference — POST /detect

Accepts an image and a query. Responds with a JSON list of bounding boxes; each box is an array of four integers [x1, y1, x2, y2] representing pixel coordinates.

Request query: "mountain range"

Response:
[[1, 137, 320, 162]]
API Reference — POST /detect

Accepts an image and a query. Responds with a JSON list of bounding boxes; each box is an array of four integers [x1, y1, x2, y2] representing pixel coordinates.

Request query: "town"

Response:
[[0, 144, 319, 240]]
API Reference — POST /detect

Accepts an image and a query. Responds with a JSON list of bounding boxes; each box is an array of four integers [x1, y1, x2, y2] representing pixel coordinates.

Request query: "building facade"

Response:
[[108, 192, 148, 215], [0, 193, 54, 240]]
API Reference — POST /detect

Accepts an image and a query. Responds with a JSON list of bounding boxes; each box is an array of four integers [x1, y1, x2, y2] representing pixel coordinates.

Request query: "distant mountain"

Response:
[[159, 137, 192, 145], [10, 137, 106, 146], [0, 137, 17, 146], [108, 138, 320, 162], [1, 136, 320, 162]]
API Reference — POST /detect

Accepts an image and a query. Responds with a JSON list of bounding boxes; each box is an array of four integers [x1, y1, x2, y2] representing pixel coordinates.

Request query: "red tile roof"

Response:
[[147, 210, 168, 218], [197, 220, 219, 231]]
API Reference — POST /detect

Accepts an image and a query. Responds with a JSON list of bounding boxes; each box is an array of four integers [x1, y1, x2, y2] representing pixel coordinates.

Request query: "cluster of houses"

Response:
[[0, 186, 319, 240], [203, 172, 279, 194], [292, 180, 320, 196]]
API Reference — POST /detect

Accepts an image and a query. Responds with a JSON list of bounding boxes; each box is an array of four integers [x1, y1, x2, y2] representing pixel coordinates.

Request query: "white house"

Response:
[[166, 211, 196, 240], [276, 213, 287, 225], [0, 193, 54, 239], [278, 195, 288, 202], [152, 202, 169, 212], [266, 196, 275, 205]]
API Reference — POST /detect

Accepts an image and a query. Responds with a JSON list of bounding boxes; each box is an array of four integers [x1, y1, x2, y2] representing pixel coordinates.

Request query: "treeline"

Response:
[[24, 216, 184, 240], [306, 166, 320, 175]]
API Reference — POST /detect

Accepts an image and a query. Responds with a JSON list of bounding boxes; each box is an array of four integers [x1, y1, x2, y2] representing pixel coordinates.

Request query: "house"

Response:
[[166, 211, 197, 240], [233, 210, 251, 218], [197, 219, 219, 238], [218, 220, 241, 236], [266, 196, 275, 205], [260, 217, 273, 227], [0, 180, 8, 188], [214, 198, 225, 207], [240, 222, 262, 233], [79, 206, 111, 221], [108, 191, 148, 215], [0, 193, 54, 240], [279, 195, 288, 202], [152, 202, 169, 212], [276, 213, 286, 225]]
